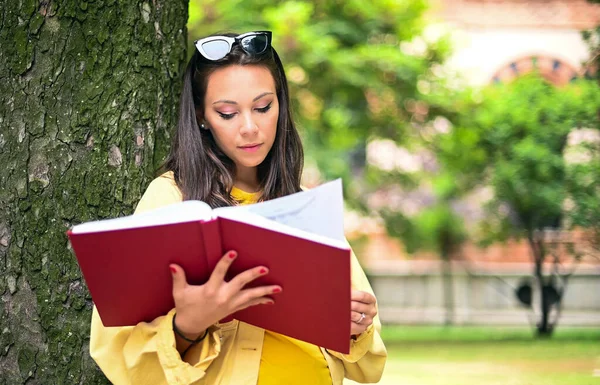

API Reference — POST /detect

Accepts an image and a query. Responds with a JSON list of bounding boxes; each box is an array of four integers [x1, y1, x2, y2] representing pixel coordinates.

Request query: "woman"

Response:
[[90, 31, 387, 385]]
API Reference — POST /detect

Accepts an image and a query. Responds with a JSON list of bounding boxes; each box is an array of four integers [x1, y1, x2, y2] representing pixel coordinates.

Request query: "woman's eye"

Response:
[[217, 112, 236, 120], [256, 103, 272, 114]]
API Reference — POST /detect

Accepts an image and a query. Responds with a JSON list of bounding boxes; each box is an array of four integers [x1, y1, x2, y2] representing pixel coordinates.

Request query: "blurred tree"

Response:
[[381, 172, 467, 325], [436, 75, 600, 336], [578, 0, 600, 254], [582, 25, 600, 81], [187, 0, 452, 189], [187, 1, 600, 334], [567, 155, 600, 256], [187, 0, 466, 324], [0, 1, 187, 383]]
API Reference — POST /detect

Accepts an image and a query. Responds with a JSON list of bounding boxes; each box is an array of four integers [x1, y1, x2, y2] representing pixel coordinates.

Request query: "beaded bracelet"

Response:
[[172, 314, 209, 344]]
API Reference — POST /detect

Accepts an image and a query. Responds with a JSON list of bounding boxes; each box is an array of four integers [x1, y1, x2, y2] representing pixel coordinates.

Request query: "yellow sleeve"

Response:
[[134, 172, 183, 214], [325, 250, 388, 383], [89, 173, 222, 385]]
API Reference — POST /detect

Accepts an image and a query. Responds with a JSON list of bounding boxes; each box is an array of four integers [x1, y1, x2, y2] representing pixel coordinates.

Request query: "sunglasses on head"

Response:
[[195, 31, 273, 61]]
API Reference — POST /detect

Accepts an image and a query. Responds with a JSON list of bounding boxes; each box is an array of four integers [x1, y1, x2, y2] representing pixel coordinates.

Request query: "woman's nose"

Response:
[[240, 112, 258, 135]]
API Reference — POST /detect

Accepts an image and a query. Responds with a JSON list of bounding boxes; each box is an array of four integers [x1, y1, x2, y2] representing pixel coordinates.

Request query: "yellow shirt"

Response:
[[230, 186, 331, 385], [89, 172, 387, 385]]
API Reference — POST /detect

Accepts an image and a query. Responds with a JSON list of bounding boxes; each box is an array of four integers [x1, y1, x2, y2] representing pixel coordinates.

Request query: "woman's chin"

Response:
[[235, 157, 268, 170]]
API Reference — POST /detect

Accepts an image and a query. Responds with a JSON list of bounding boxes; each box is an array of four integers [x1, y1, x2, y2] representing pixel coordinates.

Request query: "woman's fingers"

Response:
[[235, 296, 275, 312], [208, 250, 238, 286], [351, 310, 373, 326], [350, 310, 372, 336], [170, 264, 187, 299], [349, 291, 377, 337], [227, 265, 270, 292], [207, 251, 270, 292], [351, 289, 376, 305], [351, 301, 377, 318], [232, 285, 282, 309], [351, 321, 369, 336], [350, 290, 377, 335]]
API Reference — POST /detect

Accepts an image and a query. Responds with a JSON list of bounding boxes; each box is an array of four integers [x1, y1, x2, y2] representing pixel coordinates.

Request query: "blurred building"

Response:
[[437, 0, 599, 86], [360, 0, 600, 264], [359, 0, 600, 326]]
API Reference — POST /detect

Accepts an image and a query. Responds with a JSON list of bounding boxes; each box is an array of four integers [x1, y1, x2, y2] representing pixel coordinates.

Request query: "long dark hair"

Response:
[[163, 33, 304, 208]]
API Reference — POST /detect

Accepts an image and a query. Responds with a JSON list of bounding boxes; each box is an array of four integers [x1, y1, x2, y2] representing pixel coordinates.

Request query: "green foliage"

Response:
[[187, 0, 452, 184], [568, 157, 600, 228], [566, 136, 600, 254], [382, 174, 466, 256], [438, 75, 600, 242], [434, 75, 600, 335], [581, 25, 599, 82], [186, 0, 463, 259]]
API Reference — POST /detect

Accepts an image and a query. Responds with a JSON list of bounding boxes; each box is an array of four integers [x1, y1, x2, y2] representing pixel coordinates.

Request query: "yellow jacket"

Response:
[[89, 173, 387, 384]]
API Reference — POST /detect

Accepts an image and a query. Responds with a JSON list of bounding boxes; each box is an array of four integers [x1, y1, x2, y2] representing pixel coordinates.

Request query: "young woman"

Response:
[[90, 31, 387, 385]]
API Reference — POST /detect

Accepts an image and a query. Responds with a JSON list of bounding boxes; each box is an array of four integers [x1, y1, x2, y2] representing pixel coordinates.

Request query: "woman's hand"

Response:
[[350, 290, 377, 337], [170, 250, 282, 339]]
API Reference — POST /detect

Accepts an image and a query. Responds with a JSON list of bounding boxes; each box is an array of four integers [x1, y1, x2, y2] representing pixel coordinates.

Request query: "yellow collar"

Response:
[[231, 186, 260, 205]]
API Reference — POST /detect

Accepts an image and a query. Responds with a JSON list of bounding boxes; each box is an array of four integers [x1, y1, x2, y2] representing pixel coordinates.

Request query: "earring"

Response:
[[200, 123, 205, 129]]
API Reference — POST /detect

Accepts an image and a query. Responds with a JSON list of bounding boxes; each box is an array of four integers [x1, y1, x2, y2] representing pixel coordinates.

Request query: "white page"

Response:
[[214, 179, 346, 242], [71, 200, 212, 234], [216, 209, 349, 250]]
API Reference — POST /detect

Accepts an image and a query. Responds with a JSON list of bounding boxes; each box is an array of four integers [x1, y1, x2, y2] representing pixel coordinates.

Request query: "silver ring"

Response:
[[357, 312, 366, 324]]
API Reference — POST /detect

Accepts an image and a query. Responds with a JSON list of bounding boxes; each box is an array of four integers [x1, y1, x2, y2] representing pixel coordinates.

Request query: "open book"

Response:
[[68, 179, 352, 353]]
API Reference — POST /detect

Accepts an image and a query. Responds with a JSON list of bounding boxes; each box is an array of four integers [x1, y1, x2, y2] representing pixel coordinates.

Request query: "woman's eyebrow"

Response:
[[253, 92, 274, 102], [213, 99, 237, 105], [212, 92, 274, 105]]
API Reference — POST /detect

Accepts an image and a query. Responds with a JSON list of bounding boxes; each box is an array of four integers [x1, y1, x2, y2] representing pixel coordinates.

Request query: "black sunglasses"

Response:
[[194, 31, 272, 61]]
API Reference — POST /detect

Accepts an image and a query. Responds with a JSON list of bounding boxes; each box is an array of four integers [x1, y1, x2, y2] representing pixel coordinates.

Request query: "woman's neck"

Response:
[[234, 166, 260, 193]]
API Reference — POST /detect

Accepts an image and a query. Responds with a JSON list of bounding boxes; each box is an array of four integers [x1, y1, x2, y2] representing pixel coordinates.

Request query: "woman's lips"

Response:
[[239, 144, 262, 152]]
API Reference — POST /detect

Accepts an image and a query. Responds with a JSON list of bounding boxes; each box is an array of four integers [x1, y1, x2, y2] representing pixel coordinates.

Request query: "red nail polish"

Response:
[[266, 301, 274, 305], [170, 266, 177, 274], [228, 251, 236, 259], [259, 268, 267, 274], [272, 287, 281, 293]]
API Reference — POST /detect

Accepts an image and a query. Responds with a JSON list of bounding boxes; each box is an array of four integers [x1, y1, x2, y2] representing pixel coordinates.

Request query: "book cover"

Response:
[[68, 180, 353, 353]]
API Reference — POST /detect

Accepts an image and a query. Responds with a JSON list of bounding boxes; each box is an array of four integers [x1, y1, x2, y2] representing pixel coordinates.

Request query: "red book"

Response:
[[68, 180, 352, 353]]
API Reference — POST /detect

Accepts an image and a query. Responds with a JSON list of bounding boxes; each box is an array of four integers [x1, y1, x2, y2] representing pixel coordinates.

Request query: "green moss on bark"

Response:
[[0, 0, 188, 382]]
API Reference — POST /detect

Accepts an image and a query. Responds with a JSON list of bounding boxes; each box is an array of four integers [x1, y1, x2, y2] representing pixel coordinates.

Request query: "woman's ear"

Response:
[[195, 109, 208, 130]]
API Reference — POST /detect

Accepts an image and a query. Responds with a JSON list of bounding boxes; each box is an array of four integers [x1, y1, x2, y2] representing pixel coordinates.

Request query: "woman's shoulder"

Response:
[[148, 171, 178, 190], [135, 171, 183, 214]]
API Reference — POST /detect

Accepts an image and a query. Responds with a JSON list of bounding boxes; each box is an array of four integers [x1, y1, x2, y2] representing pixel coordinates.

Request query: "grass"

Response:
[[345, 326, 600, 385], [380, 325, 600, 343]]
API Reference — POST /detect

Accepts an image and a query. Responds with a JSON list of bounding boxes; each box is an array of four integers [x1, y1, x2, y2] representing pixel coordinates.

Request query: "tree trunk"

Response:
[[0, 1, 187, 383], [534, 261, 553, 337], [441, 246, 454, 326], [527, 232, 553, 337]]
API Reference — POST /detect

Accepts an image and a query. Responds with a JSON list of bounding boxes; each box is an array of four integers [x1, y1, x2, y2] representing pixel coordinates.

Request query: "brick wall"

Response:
[[434, 0, 600, 29], [353, 227, 600, 268]]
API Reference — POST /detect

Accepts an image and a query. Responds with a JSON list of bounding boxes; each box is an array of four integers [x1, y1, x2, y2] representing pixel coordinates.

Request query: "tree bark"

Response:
[[440, 233, 455, 326], [441, 254, 454, 326], [0, 1, 187, 383], [527, 232, 553, 337]]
